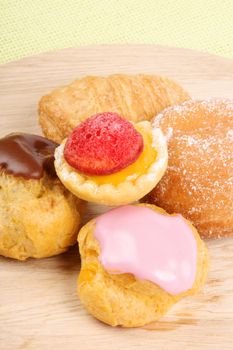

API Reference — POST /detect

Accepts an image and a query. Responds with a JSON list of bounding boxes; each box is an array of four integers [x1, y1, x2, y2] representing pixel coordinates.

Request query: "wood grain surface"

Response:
[[0, 45, 233, 350]]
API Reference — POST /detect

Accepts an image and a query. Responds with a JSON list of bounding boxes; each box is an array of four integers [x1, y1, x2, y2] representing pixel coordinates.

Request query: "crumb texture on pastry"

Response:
[[39, 74, 190, 143], [147, 98, 233, 239], [77, 204, 209, 327], [0, 172, 81, 260]]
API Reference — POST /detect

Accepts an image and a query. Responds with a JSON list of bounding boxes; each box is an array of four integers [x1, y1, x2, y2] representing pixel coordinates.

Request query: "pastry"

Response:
[[0, 133, 82, 260], [146, 98, 233, 238], [77, 204, 209, 327], [54, 112, 168, 206], [39, 74, 190, 143]]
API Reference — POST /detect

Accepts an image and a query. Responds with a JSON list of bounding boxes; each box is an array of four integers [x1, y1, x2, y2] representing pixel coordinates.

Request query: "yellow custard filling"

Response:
[[84, 124, 157, 185]]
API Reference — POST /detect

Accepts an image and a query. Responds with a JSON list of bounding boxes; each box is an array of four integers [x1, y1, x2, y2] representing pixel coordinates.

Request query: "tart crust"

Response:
[[54, 121, 168, 206]]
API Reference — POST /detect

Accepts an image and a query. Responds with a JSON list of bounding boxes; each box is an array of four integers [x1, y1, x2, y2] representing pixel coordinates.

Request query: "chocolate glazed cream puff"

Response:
[[0, 133, 82, 260], [54, 112, 168, 206], [78, 204, 209, 327]]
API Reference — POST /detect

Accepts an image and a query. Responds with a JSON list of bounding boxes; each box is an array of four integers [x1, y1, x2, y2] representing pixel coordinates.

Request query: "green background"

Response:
[[1, 0, 233, 64]]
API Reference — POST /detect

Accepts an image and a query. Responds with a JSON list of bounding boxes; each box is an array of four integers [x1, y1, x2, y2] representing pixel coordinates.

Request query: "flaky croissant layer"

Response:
[[39, 74, 190, 143]]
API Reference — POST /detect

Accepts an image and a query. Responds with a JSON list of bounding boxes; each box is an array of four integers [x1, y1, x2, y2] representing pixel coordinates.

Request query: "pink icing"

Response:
[[94, 205, 197, 295]]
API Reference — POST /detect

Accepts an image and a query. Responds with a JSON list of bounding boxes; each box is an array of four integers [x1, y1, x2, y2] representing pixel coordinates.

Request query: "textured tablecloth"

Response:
[[1, 0, 233, 64]]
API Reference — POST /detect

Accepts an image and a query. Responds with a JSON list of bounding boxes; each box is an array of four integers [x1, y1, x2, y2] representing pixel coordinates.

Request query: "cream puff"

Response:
[[0, 133, 82, 260], [77, 204, 209, 327]]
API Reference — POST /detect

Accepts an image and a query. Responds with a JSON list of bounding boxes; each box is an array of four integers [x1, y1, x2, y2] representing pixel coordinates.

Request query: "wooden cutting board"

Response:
[[0, 45, 233, 350]]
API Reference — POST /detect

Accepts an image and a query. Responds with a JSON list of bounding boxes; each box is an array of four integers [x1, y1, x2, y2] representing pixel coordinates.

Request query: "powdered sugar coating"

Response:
[[149, 98, 233, 238]]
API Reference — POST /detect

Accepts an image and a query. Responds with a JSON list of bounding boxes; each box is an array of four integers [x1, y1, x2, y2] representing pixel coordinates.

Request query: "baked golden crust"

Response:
[[0, 172, 82, 260], [77, 204, 209, 327], [54, 122, 168, 206], [146, 98, 233, 239], [39, 74, 190, 143]]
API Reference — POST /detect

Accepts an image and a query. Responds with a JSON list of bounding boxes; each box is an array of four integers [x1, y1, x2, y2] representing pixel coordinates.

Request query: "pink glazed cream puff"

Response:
[[77, 204, 209, 327]]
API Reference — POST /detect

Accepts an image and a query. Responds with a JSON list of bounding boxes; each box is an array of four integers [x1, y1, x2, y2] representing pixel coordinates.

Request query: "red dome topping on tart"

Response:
[[64, 112, 144, 176]]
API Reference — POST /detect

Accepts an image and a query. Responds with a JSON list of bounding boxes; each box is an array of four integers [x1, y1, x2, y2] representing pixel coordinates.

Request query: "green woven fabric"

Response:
[[1, 0, 233, 64]]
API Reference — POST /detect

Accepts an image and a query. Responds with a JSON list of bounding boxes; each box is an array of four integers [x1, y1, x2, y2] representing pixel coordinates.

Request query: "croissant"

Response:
[[39, 74, 190, 143]]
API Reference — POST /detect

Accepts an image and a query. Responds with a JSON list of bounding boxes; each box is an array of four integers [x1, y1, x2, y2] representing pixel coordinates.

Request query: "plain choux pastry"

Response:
[[55, 112, 168, 206], [0, 133, 82, 260], [146, 98, 233, 238], [39, 74, 190, 143], [77, 204, 209, 327]]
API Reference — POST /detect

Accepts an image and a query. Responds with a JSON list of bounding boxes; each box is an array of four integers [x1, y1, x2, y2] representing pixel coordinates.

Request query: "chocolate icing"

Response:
[[0, 133, 58, 179]]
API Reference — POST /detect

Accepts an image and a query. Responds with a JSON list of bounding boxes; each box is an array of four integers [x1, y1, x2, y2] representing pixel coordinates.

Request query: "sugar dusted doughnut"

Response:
[[146, 99, 233, 238], [0, 133, 82, 260], [77, 204, 209, 327], [55, 113, 168, 206], [39, 74, 190, 143]]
